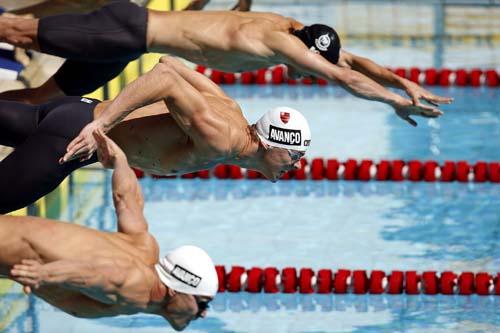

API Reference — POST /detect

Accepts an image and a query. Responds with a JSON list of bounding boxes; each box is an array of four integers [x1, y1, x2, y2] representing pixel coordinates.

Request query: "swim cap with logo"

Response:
[[256, 106, 311, 152], [155, 245, 218, 297], [293, 24, 341, 64]]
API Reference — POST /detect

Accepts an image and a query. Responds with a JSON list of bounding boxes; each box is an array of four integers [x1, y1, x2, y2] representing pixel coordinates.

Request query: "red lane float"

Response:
[[215, 266, 500, 295], [368, 270, 386, 294], [299, 268, 315, 294], [246, 267, 264, 293], [316, 269, 333, 293], [195, 65, 499, 87], [264, 267, 280, 293], [137, 159, 500, 183]]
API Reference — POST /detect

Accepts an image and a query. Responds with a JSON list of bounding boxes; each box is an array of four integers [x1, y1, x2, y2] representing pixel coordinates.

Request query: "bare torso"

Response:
[[0, 215, 158, 318], [147, 10, 303, 72], [96, 94, 250, 175]]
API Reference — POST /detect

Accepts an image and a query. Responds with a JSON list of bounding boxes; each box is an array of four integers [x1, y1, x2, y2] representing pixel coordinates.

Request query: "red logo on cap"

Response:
[[280, 112, 290, 124]]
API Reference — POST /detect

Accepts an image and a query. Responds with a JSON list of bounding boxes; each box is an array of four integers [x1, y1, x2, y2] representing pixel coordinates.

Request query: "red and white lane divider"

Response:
[[215, 266, 500, 296], [196, 65, 500, 87], [134, 159, 500, 183]]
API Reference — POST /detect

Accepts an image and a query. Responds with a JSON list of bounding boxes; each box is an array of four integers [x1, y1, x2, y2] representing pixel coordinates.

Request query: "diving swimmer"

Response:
[[0, 1, 450, 125], [1, 130, 218, 331], [0, 56, 311, 213]]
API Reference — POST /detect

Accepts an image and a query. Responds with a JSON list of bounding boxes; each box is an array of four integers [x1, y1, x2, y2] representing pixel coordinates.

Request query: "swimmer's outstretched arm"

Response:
[[62, 59, 219, 162], [94, 130, 147, 235], [338, 50, 453, 106], [271, 35, 444, 126]]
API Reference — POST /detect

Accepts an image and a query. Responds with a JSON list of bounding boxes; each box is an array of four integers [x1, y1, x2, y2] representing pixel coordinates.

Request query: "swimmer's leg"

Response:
[[0, 100, 39, 147], [0, 2, 147, 62], [0, 59, 129, 103], [10, 0, 115, 18], [0, 98, 98, 213], [39, 2, 147, 62], [53, 59, 130, 96], [0, 134, 84, 213]]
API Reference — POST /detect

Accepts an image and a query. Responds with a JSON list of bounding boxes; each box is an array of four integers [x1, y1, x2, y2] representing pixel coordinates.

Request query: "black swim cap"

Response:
[[293, 24, 341, 64]]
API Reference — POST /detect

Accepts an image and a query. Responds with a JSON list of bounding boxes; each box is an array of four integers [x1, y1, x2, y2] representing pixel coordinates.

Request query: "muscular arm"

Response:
[[93, 129, 147, 234], [11, 258, 131, 304], [273, 35, 408, 107], [112, 152, 147, 235], [338, 50, 407, 89], [95, 61, 216, 140], [339, 50, 453, 107], [63, 59, 222, 162]]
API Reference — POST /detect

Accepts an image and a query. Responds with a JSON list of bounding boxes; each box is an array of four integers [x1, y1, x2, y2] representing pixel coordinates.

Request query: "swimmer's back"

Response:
[[0, 215, 156, 269]]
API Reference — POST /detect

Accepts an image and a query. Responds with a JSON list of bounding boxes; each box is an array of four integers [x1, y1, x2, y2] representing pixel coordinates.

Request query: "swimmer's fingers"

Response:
[[419, 111, 440, 118], [413, 103, 443, 118], [23, 285, 32, 294], [10, 267, 38, 278], [403, 115, 417, 127], [93, 129, 127, 168], [424, 94, 453, 105], [92, 128, 106, 145], [12, 276, 40, 290], [81, 153, 95, 163], [11, 261, 40, 278], [93, 129, 110, 156], [63, 124, 100, 163], [93, 129, 114, 168], [61, 140, 86, 163], [395, 109, 417, 127], [61, 143, 96, 164], [11, 260, 43, 289], [65, 136, 85, 157]]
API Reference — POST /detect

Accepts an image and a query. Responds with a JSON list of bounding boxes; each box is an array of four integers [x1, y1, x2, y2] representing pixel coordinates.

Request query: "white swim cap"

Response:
[[155, 245, 218, 297], [256, 107, 311, 152]]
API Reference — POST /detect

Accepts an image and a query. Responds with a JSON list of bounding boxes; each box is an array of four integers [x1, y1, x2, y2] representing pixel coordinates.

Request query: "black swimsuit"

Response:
[[0, 96, 100, 213], [37, 1, 149, 95]]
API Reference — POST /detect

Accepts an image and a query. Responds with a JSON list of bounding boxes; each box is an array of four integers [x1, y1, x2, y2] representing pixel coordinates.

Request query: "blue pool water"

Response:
[[1, 86, 498, 333]]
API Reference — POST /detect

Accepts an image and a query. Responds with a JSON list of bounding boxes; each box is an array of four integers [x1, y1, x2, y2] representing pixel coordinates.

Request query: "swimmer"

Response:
[[0, 2, 450, 125], [0, 55, 310, 213], [1, 130, 218, 331]]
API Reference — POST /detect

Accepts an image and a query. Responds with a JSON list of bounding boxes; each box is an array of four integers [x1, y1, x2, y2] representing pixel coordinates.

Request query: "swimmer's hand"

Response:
[[10, 259, 46, 291], [393, 97, 444, 127], [403, 80, 453, 108], [94, 129, 127, 169], [60, 120, 104, 164]]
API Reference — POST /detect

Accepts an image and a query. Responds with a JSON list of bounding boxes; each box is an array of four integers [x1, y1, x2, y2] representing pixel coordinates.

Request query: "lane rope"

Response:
[[215, 266, 500, 296], [133, 159, 500, 183], [195, 65, 500, 87]]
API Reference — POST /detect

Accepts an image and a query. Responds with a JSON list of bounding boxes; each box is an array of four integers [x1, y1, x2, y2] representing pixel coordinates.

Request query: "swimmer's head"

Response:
[[293, 24, 341, 65], [255, 107, 311, 181], [156, 245, 218, 297], [156, 246, 218, 327]]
